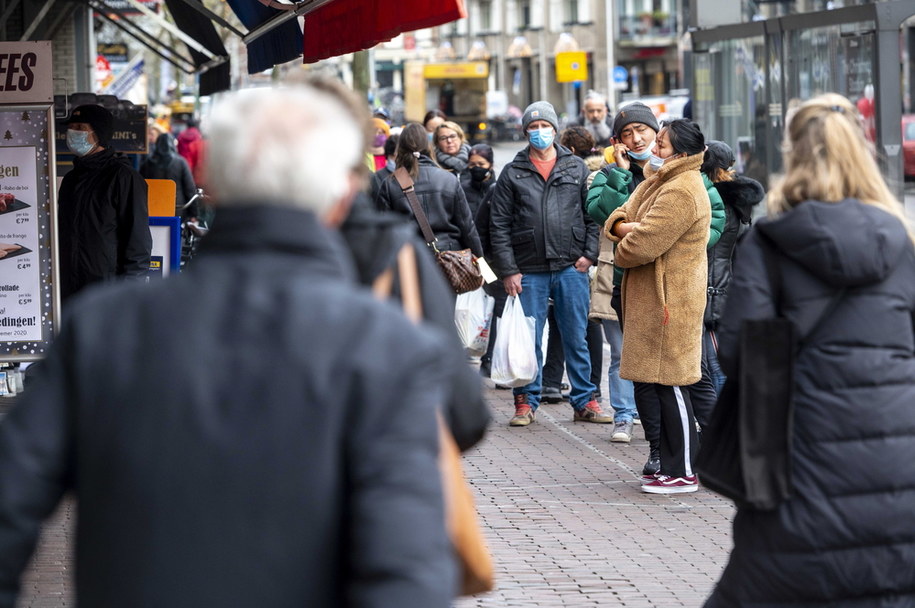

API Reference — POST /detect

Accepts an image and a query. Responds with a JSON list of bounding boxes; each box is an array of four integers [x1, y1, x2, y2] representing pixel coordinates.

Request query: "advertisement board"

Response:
[[0, 105, 58, 360]]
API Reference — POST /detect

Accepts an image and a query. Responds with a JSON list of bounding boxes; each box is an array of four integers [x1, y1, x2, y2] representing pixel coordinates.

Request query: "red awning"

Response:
[[302, 0, 466, 64]]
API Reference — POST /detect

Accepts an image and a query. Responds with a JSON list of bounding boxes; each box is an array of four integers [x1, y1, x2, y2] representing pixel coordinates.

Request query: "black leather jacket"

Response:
[[375, 156, 483, 257], [488, 144, 599, 277]]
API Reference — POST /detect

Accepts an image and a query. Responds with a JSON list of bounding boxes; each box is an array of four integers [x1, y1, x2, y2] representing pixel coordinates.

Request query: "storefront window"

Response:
[[693, 35, 770, 191]]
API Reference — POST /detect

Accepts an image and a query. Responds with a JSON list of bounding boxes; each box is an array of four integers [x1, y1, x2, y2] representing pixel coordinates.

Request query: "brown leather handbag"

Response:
[[393, 167, 484, 295]]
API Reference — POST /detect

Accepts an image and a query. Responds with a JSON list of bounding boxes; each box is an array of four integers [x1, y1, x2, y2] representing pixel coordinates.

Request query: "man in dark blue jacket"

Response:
[[489, 101, 607, 427], [0, 86, 455, 608]]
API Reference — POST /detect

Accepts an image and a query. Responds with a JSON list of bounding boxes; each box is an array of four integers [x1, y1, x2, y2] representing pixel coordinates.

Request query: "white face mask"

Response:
[[648, 154, 665, 170], [626, 141, 655, 161]]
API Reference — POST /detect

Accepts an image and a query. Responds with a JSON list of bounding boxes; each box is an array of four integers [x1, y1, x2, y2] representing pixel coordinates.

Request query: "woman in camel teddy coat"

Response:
[[606, 119, 711, 494]]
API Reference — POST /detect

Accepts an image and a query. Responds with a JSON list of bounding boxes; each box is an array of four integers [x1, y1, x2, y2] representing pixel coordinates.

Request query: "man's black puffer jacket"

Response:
[[704, 175, 765, 329], [488, 144, 599, 277], [375, 155, 483, 257]]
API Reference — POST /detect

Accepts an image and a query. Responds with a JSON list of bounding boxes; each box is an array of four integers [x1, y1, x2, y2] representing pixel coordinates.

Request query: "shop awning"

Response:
[[301, 0, 466, 64], [224, 0, 302, 74], [163, 0, 230, 95]]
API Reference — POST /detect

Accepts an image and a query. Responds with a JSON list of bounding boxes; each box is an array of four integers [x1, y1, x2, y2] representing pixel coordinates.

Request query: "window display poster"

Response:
[[0, 107, 55, 357]]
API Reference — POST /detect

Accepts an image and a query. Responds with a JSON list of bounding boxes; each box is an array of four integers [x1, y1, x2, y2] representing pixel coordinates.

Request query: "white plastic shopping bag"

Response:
[[490, 295, 537, 388], [454, 287, 495, 356]]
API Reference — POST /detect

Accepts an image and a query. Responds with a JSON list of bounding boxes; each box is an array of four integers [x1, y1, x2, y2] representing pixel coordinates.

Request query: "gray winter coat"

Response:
[[706, 198, 915, 607], [488, 144, 599, 277]]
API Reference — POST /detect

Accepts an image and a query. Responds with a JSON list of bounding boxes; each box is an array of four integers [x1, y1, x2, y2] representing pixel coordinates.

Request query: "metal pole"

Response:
[[19, 0, 56, 40], [605, 0, 617, 113], [120, 0, 216, 59], [874, 5, 904, 202], [168, 0, 247, 39]]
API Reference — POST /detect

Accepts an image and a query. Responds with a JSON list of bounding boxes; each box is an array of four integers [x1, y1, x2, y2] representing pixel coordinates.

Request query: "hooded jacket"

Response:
[[707, 199, 915, 607], [488, 144, 599, 277], [341, 196, 490, 451], [376, 156, 483, 257], [606, 153, 711, 386], [57, 147, 152, 301], [704, 176, 765, 328], [140, 135, 197, 216]]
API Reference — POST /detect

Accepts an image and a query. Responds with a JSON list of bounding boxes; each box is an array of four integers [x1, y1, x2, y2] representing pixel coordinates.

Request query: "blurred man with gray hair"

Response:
[[571, 90, 613, 147], [0, 86, 455, 607]]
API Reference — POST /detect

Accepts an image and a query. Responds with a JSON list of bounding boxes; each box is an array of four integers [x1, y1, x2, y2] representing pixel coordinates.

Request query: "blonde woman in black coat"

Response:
[[705, 93, 915, 607]]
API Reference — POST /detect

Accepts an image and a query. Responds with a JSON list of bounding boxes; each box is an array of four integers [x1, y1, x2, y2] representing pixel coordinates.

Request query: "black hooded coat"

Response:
[[706, 198, 915, 606], [57, 148, 152, 301], [140, 134, 197, 217], [704, 176, 766, 328]]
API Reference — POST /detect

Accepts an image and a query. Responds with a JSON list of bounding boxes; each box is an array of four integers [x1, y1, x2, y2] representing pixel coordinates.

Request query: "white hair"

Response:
[[584, 90, 607, 105], [206, 86, 362, 214]]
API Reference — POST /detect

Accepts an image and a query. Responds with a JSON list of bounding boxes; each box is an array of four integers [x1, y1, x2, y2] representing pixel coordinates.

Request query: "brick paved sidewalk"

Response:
[[13, 384, 736, 608], [456, 382, 735, 607]]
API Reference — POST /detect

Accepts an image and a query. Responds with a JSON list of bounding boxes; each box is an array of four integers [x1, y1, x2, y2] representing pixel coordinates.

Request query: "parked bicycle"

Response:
[[179, 188, 211, 268]]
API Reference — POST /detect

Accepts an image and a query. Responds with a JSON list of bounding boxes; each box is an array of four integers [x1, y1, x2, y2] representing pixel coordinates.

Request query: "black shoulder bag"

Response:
[[695, 233, 846, 510]]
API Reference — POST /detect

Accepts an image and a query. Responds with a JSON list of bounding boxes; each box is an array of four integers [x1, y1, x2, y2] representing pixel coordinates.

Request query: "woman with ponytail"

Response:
[[375, 122, 482, 259], [705, 93, 915, 607]]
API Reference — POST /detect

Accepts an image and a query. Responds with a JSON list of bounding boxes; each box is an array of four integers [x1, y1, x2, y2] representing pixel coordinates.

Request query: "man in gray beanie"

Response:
[[488, 101, 609, 427], [58, 103, 151, 301]]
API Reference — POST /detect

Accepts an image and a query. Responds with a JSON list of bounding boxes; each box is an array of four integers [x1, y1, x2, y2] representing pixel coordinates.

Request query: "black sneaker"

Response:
[[541, 385, 565, 403], [642, 447, 661, 476]]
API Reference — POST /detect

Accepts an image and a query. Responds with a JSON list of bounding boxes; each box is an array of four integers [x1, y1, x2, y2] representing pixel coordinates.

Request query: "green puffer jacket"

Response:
[[587, 165, 725, 287]]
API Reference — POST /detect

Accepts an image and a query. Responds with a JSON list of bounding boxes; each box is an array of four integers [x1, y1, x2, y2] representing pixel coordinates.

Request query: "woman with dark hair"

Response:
[[376, 123, 483, 261], [606, 118, 711, 494], [459, 143, 495, 218], [423, 110, 447, 143], [140, 132, 197, 218]]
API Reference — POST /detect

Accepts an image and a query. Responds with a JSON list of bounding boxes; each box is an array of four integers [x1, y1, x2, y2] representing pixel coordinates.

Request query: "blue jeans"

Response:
[[514, 266, 596, 410], [601, 318, 637, 423]]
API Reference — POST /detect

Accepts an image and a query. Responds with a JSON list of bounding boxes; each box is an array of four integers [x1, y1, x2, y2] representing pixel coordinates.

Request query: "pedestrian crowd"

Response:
[[0, 77, 912, 608]]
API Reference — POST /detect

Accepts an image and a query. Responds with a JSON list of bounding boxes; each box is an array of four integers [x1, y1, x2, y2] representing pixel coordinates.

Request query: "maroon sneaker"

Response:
[[640, 475, 699, 494]]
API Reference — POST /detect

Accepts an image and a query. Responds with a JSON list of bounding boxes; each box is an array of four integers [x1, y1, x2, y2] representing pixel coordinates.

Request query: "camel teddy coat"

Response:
[[606, 153, 710, 386]]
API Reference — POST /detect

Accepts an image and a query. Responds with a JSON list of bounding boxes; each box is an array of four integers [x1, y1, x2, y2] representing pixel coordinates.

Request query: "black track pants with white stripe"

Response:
[[651, 384, 698, 478]]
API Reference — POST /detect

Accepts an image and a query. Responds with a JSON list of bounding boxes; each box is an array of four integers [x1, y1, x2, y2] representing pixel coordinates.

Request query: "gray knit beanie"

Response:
[[522, 101, 559, 132], [612, 102, 659, 137]]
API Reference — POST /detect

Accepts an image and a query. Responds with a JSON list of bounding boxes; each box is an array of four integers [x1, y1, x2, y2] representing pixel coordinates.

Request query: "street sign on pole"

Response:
[[613, 65, 628, 91], [556, 51, 588, 83]]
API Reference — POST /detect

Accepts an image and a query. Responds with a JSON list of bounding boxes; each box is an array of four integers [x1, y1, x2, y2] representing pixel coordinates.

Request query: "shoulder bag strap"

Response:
[[394, 167, 438, 249], [757, 230, 847, 347]]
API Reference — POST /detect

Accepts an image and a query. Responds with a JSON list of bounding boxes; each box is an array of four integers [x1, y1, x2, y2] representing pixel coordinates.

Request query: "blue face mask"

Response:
[[528, 127, 554, 150], [67, 129, 95, 157], [626, 141, 655, 161], [648, 154, 665, 170]]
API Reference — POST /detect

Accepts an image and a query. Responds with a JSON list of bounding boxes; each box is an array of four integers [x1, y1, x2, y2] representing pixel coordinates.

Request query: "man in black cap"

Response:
[[58, 104, 152, 301]]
